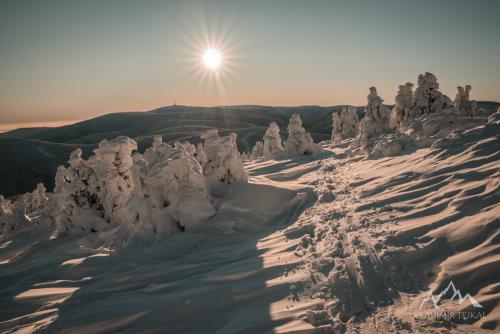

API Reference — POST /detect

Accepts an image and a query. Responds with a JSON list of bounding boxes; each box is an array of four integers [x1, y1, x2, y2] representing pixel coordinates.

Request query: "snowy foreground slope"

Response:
[[1, 115, 499, 333]]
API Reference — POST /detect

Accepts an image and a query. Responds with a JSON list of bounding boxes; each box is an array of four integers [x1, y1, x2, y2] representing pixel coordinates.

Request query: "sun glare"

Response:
[[203, 49, 222, 69]]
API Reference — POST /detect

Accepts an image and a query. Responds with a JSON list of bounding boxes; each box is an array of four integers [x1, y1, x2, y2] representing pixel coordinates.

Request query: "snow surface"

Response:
[[1, 107, 499, 333]]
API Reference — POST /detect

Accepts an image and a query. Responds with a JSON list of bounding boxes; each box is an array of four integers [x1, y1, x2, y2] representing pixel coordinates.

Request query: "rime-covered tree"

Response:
[[412, 72, 452, 116], [263, 122, 284, 159], [201, 129, 247, 185], [389, 82, 414, 129], [331, 107, 359, 143], [251, 141, 264, 159], [284, 113, 322, 156]]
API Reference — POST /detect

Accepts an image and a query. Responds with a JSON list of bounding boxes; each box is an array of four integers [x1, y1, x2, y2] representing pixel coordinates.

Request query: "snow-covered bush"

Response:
[[331, 107, 359, 143], [251, 141, 264, 159], [201, 129, 248, 185], [263, 122, 284, 159], [284, 113, 322, 157]]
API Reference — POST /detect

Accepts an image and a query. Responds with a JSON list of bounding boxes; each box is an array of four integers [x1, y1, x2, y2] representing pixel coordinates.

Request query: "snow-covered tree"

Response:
[[365, 87, 388, 122], [356, 87, 391, 147], [143, 135, 174, 164], [263, 122, 284, 159], [116, 142, 215, 243], [0, 194, 30, 237], [412, 72, 452, 116], [251, 141, 264, 159], [201, 129, 248, 185], [331, 107, 359, 143], [453, 85, 479, 116], [284, 113, 322, 156], [389, 82, 414, 129], [52, 137, 137, 236]]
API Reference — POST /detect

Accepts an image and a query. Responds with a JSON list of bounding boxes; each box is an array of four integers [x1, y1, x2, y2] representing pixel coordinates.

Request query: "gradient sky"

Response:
[[1, 0, 499, 124]]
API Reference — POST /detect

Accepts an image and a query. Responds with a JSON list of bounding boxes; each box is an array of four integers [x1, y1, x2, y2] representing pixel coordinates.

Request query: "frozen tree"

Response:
[[52, 137, 137, 236], [0, 194, 30, 237], [356, 87, 391, 148], [263, 122, 284, 159], [117, 142, 215, 242], [453, 85, 478, 116], [201, 129, 248, 185], [21, 183, 49, 214], [91, 136, 137, 225], [389, 82, 414, 129], [412, 72, 452, 116], [251, 141, 264, 159], [143, 135, 174, 164], [365, 87, 388, 122], [331, 107, 359, 143], [284, 113, 322, 156]]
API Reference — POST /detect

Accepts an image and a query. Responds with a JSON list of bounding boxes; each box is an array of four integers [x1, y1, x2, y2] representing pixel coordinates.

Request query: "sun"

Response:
[[203, 49, 222, 69]]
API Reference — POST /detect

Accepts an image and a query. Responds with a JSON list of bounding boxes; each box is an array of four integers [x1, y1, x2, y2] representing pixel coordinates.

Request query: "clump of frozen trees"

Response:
[[352, 72, 491, 158], [41, 130, 247, 241], [331, 107, 359, 143], [250, 115, 321, 161]]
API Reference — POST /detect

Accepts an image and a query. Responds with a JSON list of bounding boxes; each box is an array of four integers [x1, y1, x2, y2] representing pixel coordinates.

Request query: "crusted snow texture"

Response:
[[251, 141, 264, 159], [201, 129, 248, 185], [263, 122, 284, 160], [331, 107, 359, 143], [284, 113, 322, 157]]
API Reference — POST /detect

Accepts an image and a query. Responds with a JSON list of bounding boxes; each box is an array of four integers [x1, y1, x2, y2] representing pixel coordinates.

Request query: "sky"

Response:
[[1, 0, 499, 125]]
